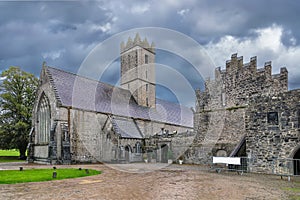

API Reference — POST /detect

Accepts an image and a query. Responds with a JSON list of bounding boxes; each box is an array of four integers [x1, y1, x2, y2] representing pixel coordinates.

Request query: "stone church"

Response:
[[28, 33, 300, 175], [28, 34, 194, 164]]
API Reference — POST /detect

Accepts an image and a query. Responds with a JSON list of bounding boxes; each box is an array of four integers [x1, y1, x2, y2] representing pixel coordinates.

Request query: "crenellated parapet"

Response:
[[197, 53, 289, 110], [120, 33, 155, 53], [223, 53, 288, 87]]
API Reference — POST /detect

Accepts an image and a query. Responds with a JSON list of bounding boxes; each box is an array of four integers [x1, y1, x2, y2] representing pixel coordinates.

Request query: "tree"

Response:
[[0, 67, 38, 159]]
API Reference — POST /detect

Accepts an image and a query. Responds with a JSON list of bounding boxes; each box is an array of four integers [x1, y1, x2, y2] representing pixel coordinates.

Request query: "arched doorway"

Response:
[[161, 144, 168, 163], [293, 147, 300, 175], [216, 149, 227, 157]]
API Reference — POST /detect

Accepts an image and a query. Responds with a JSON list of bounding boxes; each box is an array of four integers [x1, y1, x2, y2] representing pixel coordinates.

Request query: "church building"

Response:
[[28, 33, 299, 175], [28, 34, 193, 164]]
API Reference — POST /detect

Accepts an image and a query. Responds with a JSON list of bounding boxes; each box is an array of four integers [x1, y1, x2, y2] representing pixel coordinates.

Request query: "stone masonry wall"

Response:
[[187, 108, 246, 164], [245, 90, 300, 173], [70, 109, 107, 163]]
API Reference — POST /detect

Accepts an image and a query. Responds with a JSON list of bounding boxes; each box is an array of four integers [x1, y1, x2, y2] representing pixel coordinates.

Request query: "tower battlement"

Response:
[[197, 54, 288, 110], [222, 53, 287, 80], [120, 34, 156, 108], [120, 33, 155, 54]]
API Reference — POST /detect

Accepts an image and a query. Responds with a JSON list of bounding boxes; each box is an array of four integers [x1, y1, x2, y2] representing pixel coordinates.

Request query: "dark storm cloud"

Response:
[[0, 0, 300, 106], [0, 1, 110, 75]]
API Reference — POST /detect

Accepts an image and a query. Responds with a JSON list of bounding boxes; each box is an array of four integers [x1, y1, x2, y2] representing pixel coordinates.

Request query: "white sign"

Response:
[[213, 157, 241, 165]]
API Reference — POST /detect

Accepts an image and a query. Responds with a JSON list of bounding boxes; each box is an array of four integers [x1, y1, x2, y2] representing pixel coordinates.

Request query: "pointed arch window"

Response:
[[135, 142, 142, 153], [37, 94, 51, 143]]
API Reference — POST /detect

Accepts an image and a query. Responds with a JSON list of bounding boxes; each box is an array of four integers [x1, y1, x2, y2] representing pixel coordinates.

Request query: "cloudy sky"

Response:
[[1, 0, 300, 107]]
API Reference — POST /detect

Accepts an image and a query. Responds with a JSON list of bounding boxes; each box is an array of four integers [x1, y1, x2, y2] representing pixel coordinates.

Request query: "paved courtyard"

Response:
[[0, 162, 299, 200]]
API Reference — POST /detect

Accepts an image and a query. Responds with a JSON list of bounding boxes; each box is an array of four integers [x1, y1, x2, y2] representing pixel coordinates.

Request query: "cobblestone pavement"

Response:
[[0, 162, 299, 200]]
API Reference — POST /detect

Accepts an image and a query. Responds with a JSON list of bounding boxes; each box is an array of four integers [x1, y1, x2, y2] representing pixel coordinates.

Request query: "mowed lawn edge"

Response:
[[0, 149, 20, 156], [0, 149, 25, 163], [0, 168, 101, 184]]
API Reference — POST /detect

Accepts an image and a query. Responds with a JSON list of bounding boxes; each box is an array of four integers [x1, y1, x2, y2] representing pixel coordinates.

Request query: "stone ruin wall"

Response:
[[245, 90, 300, 173], [189, 54, 288, 164]]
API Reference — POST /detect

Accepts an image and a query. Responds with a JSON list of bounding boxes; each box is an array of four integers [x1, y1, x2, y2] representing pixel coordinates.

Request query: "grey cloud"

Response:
[[0, 0, 300, 105], [0, 1, 110, 76]]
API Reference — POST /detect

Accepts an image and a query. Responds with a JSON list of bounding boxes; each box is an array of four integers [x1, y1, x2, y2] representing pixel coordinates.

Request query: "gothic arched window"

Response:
[[135, 142, 141, 153], [37, 94, 51, 143]]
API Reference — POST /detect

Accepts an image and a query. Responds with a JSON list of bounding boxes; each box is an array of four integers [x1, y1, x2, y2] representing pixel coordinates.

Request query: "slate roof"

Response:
[[46, 67, 193, 138], [111, 117, 143, 139]]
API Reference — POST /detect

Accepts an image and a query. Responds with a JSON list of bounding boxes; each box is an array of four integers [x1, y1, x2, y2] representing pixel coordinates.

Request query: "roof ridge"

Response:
[[156, 98, 191, 110], [46, 66, 128, 92], [45, 66, 63, 106]]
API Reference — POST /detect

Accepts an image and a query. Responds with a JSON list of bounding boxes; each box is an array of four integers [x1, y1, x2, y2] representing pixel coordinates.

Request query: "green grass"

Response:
[[0, 149, 28, 163], [0, 168, 101, 184], [0, 149, 20, 156]]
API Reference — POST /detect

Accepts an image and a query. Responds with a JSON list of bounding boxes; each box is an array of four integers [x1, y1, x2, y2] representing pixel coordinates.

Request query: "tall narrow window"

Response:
[[135, 142, 141, 153], [146, 84, 148, 91], [146, 97, 149, 107], [145, 54, 149, 64], [37, 94, 51, 143]]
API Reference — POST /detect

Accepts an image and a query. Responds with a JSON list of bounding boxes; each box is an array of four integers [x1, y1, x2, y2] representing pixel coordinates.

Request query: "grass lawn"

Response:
[[0, 149, 26, 163], [0, 149, 27, 163], [0, 149, 20, 156], [0, 168, 101, 184]]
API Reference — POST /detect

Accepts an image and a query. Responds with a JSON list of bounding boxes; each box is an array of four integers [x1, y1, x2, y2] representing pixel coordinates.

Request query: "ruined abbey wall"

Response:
[[246, 90, 300, 173], [190, 54, 289, 164]]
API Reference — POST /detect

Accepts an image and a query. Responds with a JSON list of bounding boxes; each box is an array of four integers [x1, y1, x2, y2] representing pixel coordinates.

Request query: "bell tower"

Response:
[[120, 33, 156, 107]]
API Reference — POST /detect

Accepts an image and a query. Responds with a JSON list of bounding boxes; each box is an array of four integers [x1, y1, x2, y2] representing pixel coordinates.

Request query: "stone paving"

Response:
[[0, 162, 298, 200]]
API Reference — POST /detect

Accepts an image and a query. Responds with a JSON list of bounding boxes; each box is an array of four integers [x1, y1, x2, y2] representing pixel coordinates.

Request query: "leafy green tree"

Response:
[[0, 67, 38, 159]]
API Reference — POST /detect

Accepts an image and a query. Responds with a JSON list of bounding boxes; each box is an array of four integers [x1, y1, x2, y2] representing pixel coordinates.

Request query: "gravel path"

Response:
[[0, 162, 299, 200]]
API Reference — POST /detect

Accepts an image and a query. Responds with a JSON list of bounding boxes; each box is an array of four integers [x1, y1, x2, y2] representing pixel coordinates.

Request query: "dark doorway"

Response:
[[293, 147, 300, 175], [125, 146, 130, 163], [161, 144, 168, 163]]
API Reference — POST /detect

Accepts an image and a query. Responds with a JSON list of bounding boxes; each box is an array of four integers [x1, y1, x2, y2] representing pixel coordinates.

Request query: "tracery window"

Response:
[[135, 142, 142, 153], [37, 94, 51, 143]]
